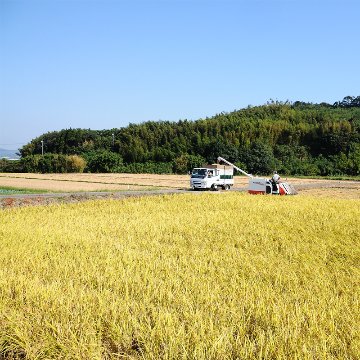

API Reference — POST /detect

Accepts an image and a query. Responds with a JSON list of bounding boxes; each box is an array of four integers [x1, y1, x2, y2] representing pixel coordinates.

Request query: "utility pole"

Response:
[[41, 140, 44, 156], [112, 133, 115, 148]]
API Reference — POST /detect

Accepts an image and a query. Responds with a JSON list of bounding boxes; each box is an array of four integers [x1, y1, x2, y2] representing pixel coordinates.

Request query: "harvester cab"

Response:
[[217, 157, 297, 195]]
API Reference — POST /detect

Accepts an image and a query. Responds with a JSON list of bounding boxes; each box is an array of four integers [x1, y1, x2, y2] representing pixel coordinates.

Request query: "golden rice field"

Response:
[[0, 193, 359, 359]]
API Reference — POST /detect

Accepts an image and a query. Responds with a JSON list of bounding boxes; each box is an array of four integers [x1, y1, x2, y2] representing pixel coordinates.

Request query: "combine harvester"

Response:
[[217, 157, 297, 195], [189, 157, 297, 195]]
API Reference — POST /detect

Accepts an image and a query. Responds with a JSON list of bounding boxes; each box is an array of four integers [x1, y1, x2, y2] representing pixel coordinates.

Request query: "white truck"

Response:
[[190, 164, 234, 191]]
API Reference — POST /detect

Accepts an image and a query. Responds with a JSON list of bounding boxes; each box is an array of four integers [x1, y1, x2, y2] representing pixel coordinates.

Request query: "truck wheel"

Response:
[[225, 184, 230, 191], [211, 184, 218, 191]]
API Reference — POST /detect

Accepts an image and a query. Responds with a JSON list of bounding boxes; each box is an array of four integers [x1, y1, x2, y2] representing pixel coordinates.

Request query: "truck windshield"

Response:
[[191, 169, 207, 178]]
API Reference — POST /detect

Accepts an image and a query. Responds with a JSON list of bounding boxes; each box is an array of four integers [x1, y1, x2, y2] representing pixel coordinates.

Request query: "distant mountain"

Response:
[[0, 148, 20, 159]]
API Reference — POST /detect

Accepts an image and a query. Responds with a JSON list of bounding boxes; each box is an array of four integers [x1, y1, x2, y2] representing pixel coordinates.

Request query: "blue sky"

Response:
[[1, 0, 359, 149]]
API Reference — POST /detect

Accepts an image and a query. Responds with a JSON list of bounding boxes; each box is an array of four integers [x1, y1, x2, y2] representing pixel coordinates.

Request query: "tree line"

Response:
[[2, 96, 359, 176]]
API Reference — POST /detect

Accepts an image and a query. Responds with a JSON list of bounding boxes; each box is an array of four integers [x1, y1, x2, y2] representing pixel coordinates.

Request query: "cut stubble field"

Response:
[[0, 173, 177, 192], [0, 192, 359, 359]]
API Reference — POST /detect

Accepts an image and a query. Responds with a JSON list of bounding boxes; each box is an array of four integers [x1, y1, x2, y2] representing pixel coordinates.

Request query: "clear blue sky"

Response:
[[1, 0, 359, 150]]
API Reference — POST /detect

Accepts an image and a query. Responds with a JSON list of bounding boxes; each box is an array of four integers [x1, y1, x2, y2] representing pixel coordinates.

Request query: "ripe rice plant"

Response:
[[0, 193, 359, 359]]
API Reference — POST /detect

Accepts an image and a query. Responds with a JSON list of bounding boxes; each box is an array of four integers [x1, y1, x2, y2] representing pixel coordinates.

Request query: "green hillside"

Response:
[[9, 96, 360, 176]]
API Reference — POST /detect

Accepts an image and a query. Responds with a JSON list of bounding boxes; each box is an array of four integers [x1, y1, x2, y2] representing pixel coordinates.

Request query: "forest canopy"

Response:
[[12, 96, 360, 176]]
